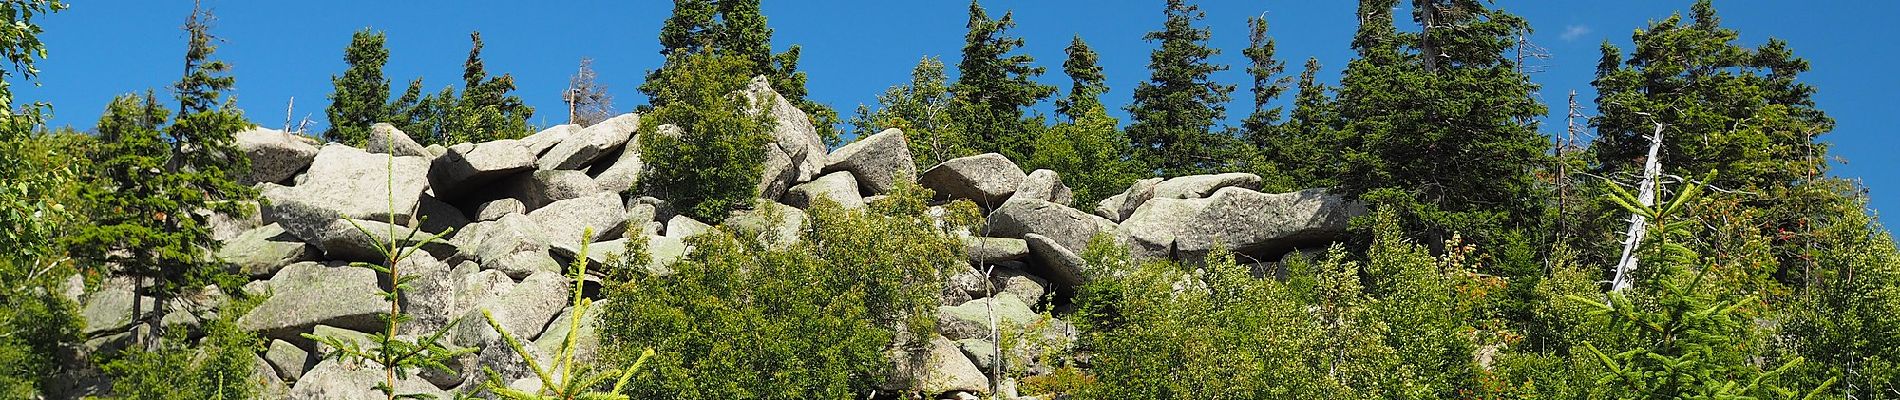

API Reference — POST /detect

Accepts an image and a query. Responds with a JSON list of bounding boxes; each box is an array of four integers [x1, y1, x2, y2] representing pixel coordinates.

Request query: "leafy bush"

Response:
[[600, 181, 972, 398], [636, 52, 774, 221], [101, 298, 264, 400]]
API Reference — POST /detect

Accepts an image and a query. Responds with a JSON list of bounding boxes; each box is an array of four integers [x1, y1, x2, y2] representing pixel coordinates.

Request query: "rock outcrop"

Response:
[[83, 76, 1369, 399]]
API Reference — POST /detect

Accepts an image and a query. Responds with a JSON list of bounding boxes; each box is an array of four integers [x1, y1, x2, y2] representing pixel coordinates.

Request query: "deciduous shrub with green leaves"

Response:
[[600, 180, 973, 398], [635, 52, 774, 222]]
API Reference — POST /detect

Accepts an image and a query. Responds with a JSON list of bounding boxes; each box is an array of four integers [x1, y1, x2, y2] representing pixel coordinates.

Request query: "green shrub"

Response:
[[101, 299, 264, 400], [636, 52, 774, 221], [600, 181, 971, 398]]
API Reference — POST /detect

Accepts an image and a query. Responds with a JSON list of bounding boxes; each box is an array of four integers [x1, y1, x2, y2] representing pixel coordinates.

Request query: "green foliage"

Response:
[[325, 29, 396, 145], [951, 0, 1054, 162], [852, 57, 967, 171], [0, 3, 81, 397], [303, 152, 472, 400], [66, 93, 211, 298], [1053, 36, 1106, 123], [646, 0, 840, 145], [1557, 173, 1832, 399], [1026, 37, 1140, 207], [1334, 0, 1549, 243], [600, 182, 971, 398], [1071, 241, 1339, 398], [402, 32, 534, 145], [480, 231, 654, 400], [1124, 0, 1237, 176], [1778, 183, 1900, 398], [636, 52, 773, 222], [101, 311, 264, 400], [1026, 106, 1137, 209]]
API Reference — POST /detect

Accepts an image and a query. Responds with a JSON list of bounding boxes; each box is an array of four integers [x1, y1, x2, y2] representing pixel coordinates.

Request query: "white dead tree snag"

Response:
[[1609, 122, 1665, 293]]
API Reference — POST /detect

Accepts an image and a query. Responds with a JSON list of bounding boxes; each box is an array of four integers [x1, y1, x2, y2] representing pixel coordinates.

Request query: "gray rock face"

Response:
[[1113, 177, 1164, 222], [238, 262, 387, 343], [266, 196, 416, 262], [367, 123, 430, 157], [202, 201, 265, 242], [81, 279, 156, 337], [265, 339, 313, 382], [937, 293, 1038, 341], [236, 127, 319, 184], [1171, 187, 1364, 260], [417, 195, 468, 237], [293, 359, 445, 400], [990, 267, 1049, 307], [965, 237, 1029, 264], [475, 198, 525, 221], [1115, 197, 1213, 260], [527, 192, 628, 250], [887, 335, 990, 395], [824, 128, 915, 195], [533, 300, 608, 366], [1150, 172, 1264, 200], [666, 215, 710, 239], [452, 270, 569, 348], [1016, 169, 1074, 206], [217, 223, 318, 278], [1025, 233, 1089, 289], [1095, 193, 1126, 221], [269, 144, 431, 224], [756, 143, 799, 201], [723, 202, 807, 248], [428, 139, 535, 198], [919, 153, 1025, 207], [591, 137, 645, 193], [744, 76, 829, 181], [783, 171, 865, 210], [520, 124, 579, 157], [394, 251, 457, 335], [286, 216, 411, 263], [502, 169, 603, 211], [452, 214, 557, 279], [985, 197, 1115, 254], [539, 113, 638, 170]]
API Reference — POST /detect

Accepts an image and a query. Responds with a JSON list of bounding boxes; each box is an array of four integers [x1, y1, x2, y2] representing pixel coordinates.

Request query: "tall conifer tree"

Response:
[[1334, 0, 1548, 251], [951, 0, 1054, 162], [1031, 36, 1136, 207], [1124, 0, 1235, 176], [323, 29, 393, 146], [1054, 36, 1106, 122]]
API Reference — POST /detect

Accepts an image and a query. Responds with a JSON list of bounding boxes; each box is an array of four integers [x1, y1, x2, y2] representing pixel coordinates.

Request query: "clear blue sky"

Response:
[[17, 1, 1900, 223]]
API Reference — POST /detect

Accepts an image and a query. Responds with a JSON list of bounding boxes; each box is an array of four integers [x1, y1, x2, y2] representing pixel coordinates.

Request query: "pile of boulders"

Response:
[[66, 77, 1363, 400]]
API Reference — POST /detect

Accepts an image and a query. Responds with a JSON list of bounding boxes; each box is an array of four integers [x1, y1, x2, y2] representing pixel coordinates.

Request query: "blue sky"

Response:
[[17, 1, 1900, 223]]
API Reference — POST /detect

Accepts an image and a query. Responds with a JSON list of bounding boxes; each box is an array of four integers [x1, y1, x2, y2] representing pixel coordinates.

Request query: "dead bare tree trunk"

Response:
[[1610, 122, 1665, 292]]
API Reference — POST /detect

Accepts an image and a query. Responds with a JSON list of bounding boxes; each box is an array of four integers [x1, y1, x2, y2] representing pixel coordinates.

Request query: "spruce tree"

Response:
[[716, 0, 840, 145], [405, 32, 533, 145], [1334, 0, 1548, 256], [951, 0, 1054, 162], [323, 28, 393, 146], [1591, 0, 1834, 263], [1124, 0, 1235, 176], [1275, 57, 1338, 189], [1238, 14, 1296, 191], [163, 0, 254, 295], [1240, 14, 1290, 146], [1053, 36, 1105, 122], [452, 31, 533, 143], [1029, 36, 1136, 207]]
